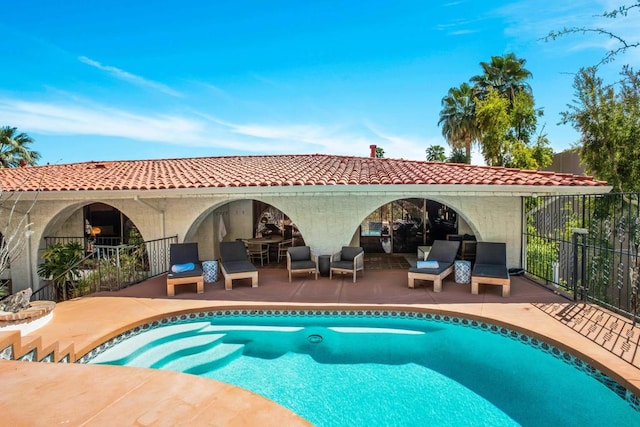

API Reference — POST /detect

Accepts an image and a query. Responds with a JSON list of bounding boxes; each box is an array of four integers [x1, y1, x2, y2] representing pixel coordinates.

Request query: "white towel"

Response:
[[218, 215, 227, 241]]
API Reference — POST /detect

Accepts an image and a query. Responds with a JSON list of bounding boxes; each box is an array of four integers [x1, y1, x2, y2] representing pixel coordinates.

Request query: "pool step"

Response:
[[90, 322, 213, 364], [159, 343, 246, 375], [131, 333, 228, 369]]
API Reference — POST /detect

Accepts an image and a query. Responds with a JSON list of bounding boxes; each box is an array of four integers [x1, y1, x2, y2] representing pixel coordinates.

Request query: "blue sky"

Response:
[[1, 1, 638, 165]]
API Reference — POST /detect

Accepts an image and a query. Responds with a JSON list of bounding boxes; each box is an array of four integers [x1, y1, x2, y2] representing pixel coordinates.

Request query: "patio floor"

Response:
[[92, 260, 567, 304], [3, 262, 640, 425]]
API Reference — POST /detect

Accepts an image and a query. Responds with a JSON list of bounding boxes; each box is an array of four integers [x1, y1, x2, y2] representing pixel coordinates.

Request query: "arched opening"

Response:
[[185, 199, 305, 266], [36, 202, 168, 300], [83, 203, 139, 248], [43, 202, 142, 253], [252, 201, 303, 244], [359, 198, 470, 255]]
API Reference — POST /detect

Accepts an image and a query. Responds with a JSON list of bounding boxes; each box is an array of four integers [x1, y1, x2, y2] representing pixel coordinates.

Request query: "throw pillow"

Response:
[[171, 262, 195, 273], [417, 260, 439, 269]]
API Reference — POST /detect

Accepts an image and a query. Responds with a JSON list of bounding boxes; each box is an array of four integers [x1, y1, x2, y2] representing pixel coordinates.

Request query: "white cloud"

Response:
[[0, 97, 427, 159], [0, 98, 205, 144], [78, 56, 183, 97]]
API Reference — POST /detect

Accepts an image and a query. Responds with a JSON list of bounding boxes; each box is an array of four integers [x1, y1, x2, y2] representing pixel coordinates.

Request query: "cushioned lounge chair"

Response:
[[166, 242, 204, 296], [471, 242, 510, 297], [407, 240, 460, 292], [330, 246, 364, 283], [220, 241, 258, 291], [286, 246, 318, 282]]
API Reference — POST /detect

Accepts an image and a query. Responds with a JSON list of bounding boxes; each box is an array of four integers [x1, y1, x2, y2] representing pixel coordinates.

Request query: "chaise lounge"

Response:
[[407, 240, 460, 292], [471, 242, 511, 297], [219, 241, 259, 290], [166, 242, 204, 296]]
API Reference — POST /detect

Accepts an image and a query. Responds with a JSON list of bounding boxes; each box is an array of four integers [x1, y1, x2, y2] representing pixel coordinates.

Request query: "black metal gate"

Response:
[[523, 193, 640, 321]]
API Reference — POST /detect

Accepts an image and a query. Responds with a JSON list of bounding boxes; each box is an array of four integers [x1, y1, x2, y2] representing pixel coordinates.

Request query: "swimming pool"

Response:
[[84, 309, 640, 426]]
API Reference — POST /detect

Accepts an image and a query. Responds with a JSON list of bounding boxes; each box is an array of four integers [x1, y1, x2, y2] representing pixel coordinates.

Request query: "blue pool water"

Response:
[[86, 311, 640, 426]]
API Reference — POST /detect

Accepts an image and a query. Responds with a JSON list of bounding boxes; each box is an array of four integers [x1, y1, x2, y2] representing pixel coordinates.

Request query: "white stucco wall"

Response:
[[4, 184, 605, 293]]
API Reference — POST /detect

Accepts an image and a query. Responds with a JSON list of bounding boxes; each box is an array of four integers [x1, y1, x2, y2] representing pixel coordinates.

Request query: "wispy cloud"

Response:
[[78, 56, 183, 97], [365, 123, 436, 161], [0, 98, 400, 155], [188, 80, 231, 99], [0, 97, 431, 159], [449, 29, 479, 36], [0, 98, 201, 143]]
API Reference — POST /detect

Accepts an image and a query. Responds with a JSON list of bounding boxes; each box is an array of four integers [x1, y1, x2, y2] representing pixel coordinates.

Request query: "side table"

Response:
[[318, 255, 331, 277], [202, 260, 219, 283], [454, 260, 471, 284]]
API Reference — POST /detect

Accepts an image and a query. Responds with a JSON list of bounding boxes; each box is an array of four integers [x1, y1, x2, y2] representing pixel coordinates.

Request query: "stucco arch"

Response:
[[179, 197, 306, 261], [38, 200, 154, 247], [254, 191, 489, 256], [12, 199, 160, 292]]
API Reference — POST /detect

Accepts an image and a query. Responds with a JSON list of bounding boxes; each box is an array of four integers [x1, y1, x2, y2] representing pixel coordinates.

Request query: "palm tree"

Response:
[[438, 82, 478, 162], [448, 148, 468, 163], [471, 53, 532, 104], [0, 126, 40, 167], [425, 145, 446, 162]]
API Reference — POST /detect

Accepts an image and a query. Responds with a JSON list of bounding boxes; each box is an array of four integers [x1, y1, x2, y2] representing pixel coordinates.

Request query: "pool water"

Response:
[[87, 312, 640, 426]]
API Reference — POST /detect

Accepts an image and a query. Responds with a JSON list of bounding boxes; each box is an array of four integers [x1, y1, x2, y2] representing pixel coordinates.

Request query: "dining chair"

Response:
[[277, 238, 294, 263], [247, 242, 269, 266]]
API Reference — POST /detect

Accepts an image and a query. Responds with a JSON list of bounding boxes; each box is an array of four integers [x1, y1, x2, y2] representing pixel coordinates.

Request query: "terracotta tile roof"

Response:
[[0, 154, 607, 192]]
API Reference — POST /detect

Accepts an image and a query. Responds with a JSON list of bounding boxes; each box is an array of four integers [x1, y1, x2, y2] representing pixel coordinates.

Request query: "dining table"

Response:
[[245, 236, 284, 245]]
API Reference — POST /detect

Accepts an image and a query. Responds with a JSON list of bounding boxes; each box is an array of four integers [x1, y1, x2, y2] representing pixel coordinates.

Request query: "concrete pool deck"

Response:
[[2, 268, 640, 425]]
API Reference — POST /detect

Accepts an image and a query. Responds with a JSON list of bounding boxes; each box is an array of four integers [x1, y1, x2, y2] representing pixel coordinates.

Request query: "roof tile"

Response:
[[0, 154, 607, 192]]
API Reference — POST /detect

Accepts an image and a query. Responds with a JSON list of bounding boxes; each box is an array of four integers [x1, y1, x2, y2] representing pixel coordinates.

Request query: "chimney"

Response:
[[369, 144, 377, 158]]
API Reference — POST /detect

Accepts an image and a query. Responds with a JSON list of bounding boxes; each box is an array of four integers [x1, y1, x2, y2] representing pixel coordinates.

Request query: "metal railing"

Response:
[[32, 235, 178, 302], [523, 193, 640, 322], [44, 236, 123, 252]]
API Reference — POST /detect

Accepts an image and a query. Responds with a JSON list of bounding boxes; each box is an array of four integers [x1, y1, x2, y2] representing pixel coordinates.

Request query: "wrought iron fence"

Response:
[[523, 193, 640, 322], [32, 235, 178, 302]]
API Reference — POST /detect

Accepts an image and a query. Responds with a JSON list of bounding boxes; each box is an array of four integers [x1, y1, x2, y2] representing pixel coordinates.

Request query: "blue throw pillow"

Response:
[[417, 260, 439, 269], [171, 262, 195, 273]]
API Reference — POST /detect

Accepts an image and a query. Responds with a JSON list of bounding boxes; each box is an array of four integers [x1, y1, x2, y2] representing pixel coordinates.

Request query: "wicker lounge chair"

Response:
[[286, 246, 318, 282], [220, 241, 258, 290], [471, 242, 511, 297], [407, 240, 460, 292], [330, 246, 364, 283], [166, 242, 204, 296]]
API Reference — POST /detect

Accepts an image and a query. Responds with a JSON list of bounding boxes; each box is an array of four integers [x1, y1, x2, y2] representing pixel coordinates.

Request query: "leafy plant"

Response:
[[37, 241, 84, 301], [448, 148, 468, 164], [425, 145, 446, 162]]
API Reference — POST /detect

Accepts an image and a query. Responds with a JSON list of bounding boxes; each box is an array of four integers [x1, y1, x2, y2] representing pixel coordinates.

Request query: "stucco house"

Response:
[[0, 152, 608, 293]]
